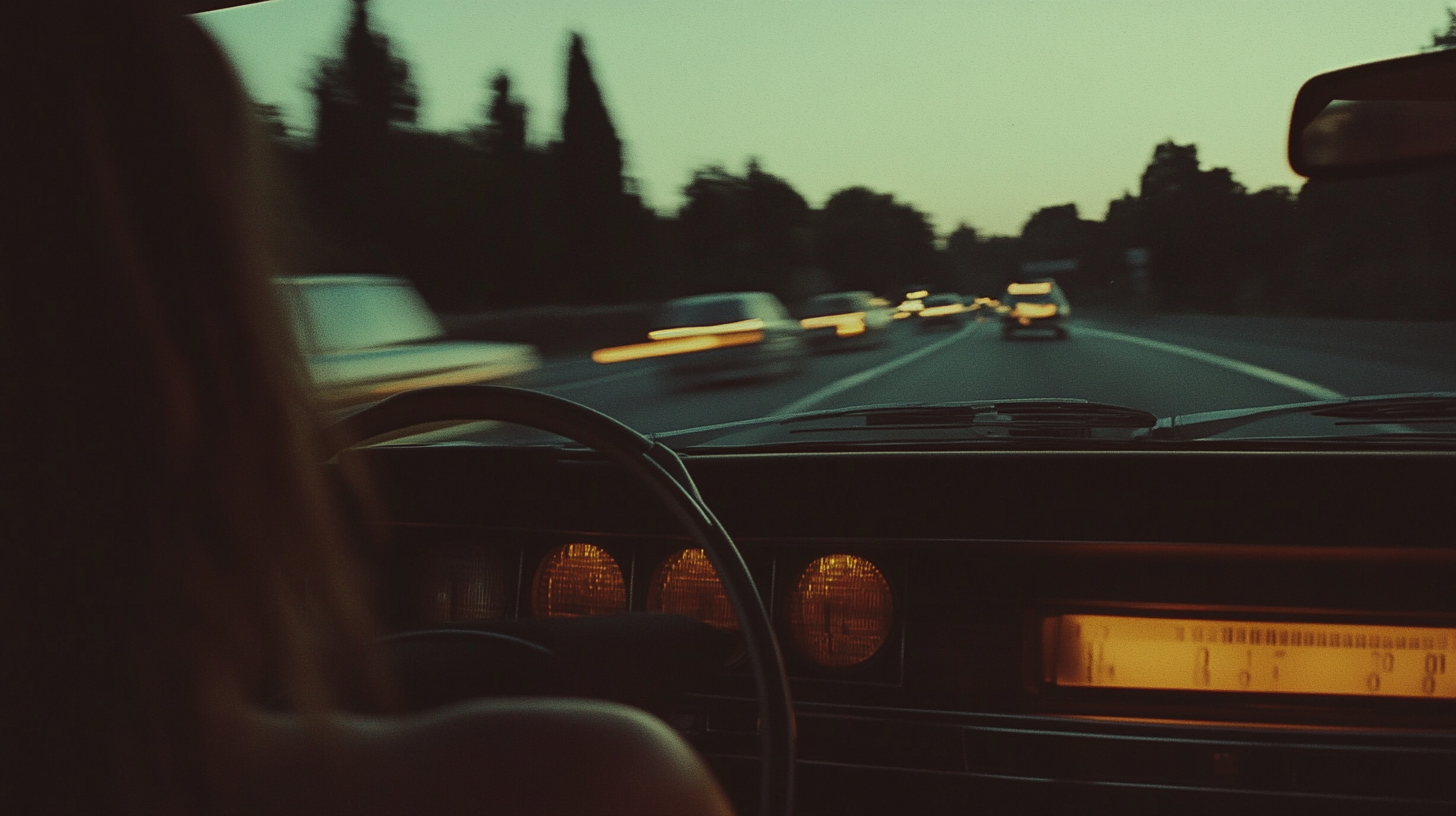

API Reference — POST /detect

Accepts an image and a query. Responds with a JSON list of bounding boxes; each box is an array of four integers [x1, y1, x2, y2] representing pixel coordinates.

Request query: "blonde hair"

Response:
[[0, 3, 389, 811]]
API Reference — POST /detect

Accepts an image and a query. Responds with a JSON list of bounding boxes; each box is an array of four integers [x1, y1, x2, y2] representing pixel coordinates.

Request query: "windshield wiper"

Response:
[[780, 399, 1157, 436], [1150, 393, 1456, 441], [653, 399, 1157, 450]]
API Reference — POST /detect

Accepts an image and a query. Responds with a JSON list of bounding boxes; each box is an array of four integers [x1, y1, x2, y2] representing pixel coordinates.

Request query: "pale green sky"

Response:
[[201, 0, 1453, 235]]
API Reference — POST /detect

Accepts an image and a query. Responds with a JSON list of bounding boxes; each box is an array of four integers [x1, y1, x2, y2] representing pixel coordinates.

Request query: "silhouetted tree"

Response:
[[819, 187, 942, 294], [312, 0, 417, 162], [478, 71, 527, 157], [309, 0, 419, 261], [944, 223, 1016, 296], [1429, 6, 1456, 49], [558, 33, 629, 302], [1109, 140, 1308, 313], [1129, 141, 1248, 310], [677, 159, 813, 297], [1020, 204, 1085, 261]]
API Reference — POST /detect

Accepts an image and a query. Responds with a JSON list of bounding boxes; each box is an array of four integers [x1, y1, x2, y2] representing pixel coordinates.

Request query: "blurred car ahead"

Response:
[[276, 275, 541, 409], [637, 292, 807, 387], [1001, 279, 1071, 339], [798, 291, 893, 350], [893, 286, 932, 319], [915, 292, 967, 331]]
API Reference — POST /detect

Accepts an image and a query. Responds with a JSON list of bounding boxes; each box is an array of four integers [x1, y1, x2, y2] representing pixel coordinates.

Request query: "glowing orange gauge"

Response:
[[531, 543, 626, 618], [1052, 615, 1456, 698], [422, 544, 512, 624], [647, 549, 738, 631], [788, 554, 894, 667]]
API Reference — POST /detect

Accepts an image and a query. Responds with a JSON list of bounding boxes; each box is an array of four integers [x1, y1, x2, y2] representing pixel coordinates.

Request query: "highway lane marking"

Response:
[[768, 323, 978, 417], [543, 364, 655, 394], [1076, 325, 1344, 400]]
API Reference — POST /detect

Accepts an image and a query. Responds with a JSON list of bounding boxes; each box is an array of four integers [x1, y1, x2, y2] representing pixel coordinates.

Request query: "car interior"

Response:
[[193, 2, 1456, 814]]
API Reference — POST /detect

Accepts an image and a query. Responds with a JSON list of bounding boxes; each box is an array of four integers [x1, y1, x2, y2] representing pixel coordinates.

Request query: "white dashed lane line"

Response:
[[769, 322, 978, 417]]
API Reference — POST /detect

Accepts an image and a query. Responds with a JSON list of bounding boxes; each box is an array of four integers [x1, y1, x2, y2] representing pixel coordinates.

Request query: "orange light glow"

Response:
[[918, 303, 964, 317], [531, 543, 626, 618], [788, 554, 894, 668], [905, 290, 930, 299], [1012, 302, 1058, 319], [800, 312, 868, 336], [422, 544, 512, 624], [892, 311, 912, 320], [897, 299, 925, 313], [647, 548, 738, 631], [1053, 614, 1456, 698], [648, 318, 766, 340], [1007, 281, 1054, 295], [591, 330, 764, 364]]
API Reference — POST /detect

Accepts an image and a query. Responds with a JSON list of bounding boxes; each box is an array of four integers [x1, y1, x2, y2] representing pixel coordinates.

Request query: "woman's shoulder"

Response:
[[230, 699, 733, 816]]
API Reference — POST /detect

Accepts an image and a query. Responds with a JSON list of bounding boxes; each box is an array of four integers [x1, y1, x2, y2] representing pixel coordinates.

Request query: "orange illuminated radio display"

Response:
[[1050, 614, 1456, 698]]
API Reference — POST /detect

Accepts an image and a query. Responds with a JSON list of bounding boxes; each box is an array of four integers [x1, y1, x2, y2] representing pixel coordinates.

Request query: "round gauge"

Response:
[[788, 554, 894, 668], [531, 543, 626, 618]]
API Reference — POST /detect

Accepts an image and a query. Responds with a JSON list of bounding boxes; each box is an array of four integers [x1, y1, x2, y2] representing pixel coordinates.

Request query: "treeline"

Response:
[[947, 139, 1456, 319], [266, 0, 1456, 320]]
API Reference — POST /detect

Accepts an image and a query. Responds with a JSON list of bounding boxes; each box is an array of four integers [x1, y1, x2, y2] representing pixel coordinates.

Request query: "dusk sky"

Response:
[[201, 1, 1453, 236]]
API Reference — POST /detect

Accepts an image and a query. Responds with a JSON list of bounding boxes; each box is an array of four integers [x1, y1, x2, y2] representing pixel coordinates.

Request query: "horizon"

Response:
[[201, 0, 1453, 235]]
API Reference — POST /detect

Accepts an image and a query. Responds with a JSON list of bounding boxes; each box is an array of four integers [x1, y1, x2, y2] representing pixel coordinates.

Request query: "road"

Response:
[[422, 314, 1456, 443]]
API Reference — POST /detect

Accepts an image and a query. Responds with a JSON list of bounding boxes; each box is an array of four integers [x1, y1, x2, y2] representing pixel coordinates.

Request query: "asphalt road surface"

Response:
[[422, 314, 1456, 443]]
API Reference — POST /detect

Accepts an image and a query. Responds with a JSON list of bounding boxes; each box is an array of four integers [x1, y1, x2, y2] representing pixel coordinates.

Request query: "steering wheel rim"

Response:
[[328, 384, 796, 816]]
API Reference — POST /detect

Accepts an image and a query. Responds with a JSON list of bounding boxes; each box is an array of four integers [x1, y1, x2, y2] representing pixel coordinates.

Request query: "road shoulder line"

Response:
[[1077, 325, 1344, 400], [769, 323, 977, 417]]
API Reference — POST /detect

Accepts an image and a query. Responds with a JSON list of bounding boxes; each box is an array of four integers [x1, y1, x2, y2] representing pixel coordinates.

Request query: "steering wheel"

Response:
[[328, 384, 796, 816]]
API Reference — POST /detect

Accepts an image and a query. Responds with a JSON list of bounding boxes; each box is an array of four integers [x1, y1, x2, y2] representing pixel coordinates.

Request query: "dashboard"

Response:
[[345, 444, 1456, 814]]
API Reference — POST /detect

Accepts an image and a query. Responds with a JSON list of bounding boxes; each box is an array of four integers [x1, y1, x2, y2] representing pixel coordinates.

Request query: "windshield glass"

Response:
[[202, 1, 1456, 447], [803, 294, 864, 316], [283, 278, 445, 353], [652, 298, 752, 330]]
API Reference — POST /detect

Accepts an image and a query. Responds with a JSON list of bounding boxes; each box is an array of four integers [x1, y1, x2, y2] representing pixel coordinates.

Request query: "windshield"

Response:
[[202, 1, 1456, 447], [652, 298, 752, 330], [802, 294, 865, 317]]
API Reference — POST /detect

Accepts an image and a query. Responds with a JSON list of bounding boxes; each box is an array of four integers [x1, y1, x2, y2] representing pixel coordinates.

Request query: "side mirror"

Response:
[[1289, 48, 1456, 179]]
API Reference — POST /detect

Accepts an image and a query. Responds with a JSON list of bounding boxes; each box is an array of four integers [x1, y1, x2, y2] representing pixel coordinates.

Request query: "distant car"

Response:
[[893, 285, 933, 319], [649, 292, 807, 386], [276, 275, 541, 409], [915, 292, 966, 331], [1001, 280, 1071, 339], [799, 291, 893, 350]]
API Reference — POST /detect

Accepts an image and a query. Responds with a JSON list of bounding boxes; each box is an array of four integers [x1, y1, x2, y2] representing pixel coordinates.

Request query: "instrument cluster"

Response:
[[407, 531, 901, 675]]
